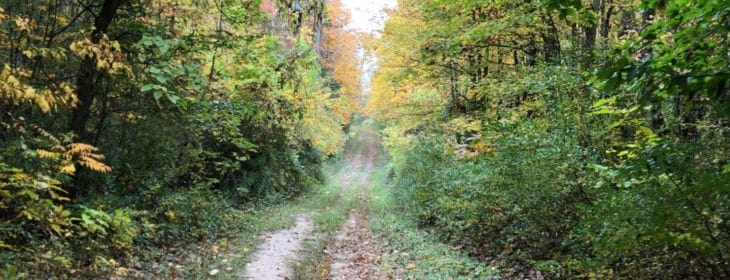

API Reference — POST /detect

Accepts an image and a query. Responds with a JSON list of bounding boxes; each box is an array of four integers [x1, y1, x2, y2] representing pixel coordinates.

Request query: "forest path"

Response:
[[328, 122, 383, 279], [240, 215, 314, 279], [240, 121, 383, 280]]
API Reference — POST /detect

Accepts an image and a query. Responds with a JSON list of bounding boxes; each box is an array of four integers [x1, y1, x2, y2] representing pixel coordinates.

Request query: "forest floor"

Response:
[[200, 120, 496, 280]]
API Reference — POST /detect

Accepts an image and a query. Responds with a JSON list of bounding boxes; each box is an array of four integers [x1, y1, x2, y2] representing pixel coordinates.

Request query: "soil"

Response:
[[240, 215, 314, 279]]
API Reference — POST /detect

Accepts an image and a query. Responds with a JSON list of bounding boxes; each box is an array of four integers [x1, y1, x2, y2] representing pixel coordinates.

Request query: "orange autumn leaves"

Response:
[[321, 0, 362, 121]]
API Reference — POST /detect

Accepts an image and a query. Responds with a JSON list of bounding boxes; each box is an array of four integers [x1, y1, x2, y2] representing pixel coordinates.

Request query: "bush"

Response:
[[153, 185, 239, 242]]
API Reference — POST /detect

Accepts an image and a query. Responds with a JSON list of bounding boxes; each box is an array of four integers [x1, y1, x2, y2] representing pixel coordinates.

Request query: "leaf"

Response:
[[60, 164, 76, 174], [167, 95, 180, 104], [50, 223, 64, 234], [140, 84, 154, 92], [159, 43, 170, 55]]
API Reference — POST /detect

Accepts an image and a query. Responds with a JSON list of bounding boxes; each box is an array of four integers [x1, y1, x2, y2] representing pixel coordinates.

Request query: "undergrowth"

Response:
[[369, 166, 499, 280]]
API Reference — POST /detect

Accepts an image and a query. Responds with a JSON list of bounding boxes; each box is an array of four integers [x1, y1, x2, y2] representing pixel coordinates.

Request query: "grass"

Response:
[[292, 162, 365, 279], [292, 120, 384, 279], [368, 166, 499, 280], [189, 161, 360, 280]]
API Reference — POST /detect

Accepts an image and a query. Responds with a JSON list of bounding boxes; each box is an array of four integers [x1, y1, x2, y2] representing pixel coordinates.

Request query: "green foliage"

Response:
[[0, 0, 351, 277], [152, 186, 238, 242], [389, 67, 595, 274], [373, 0, 729, 278], [370, 166, 498, 279]]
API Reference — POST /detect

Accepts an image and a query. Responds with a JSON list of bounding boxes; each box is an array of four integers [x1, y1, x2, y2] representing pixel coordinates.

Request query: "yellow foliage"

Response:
[[0, 65, 78, 113], [297, 90, 347, 155], [65, 143, 100, 155], [65, 144, 111, 173], [32, 127, 112, 174], [60, 164, 76, 175], [36, 149, 61, 160], [444, 117, 482, 134], [14, 17, 34, 32], [48, 206, 72, 235], [70, 35, 130, 75], [322, 0, 362, 112], [364, 0, 440, 128], [32, 125, 61, 146], [78, 156, 112, 173]]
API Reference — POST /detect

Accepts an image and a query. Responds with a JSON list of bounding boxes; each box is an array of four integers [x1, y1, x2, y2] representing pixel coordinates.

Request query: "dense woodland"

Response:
[[368, 0, 729, 278], [0, 0, 360, 277], [0, 0, 728, 279]]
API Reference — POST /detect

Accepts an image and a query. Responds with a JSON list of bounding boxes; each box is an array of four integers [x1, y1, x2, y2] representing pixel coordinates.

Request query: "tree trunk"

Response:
[[70, 0, 126, 142], [69, 0, 126, 198], [599, 0, 614, 50], [582, 0, 600, 65], [540, 11, 561, 63]]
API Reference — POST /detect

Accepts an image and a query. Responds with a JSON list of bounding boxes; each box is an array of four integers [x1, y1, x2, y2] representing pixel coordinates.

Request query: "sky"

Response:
[[339, 0, 397, 99], [341, 0, 397, 35]]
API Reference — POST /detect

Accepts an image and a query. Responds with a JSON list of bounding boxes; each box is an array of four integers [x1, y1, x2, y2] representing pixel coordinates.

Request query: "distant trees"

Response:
[[321, 0, 362, 115]]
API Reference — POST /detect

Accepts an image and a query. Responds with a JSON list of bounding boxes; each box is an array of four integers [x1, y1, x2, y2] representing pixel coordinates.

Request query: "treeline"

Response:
[[0, 0, 355, 277], [368, 0, 728, 278]]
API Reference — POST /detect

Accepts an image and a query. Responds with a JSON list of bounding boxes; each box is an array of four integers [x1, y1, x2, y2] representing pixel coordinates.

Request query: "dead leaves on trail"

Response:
[[329, 212, 384, 280]]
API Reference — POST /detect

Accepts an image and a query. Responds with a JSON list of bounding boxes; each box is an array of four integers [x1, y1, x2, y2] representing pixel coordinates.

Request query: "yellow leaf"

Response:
[[6, 74, 20, 86], [36, 149, 60, 159], [165, 210, 176, 220], [116, 267, 129, 277], [50, 223, 64, 234], [56, 16, 69, 26], [14, 17, 30, 31], [69, 42, 80, 53], [60, 164, 76, 174], [407, 263, 416, 270]]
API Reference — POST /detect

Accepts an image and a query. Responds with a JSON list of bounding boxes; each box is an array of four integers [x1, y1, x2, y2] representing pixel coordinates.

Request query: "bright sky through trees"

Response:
[[340, 0, 395, 101], [341, 0, 396, 34]]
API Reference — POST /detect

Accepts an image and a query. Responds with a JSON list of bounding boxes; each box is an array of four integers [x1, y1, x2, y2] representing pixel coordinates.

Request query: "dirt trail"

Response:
[[241, 123, 382, 280], [329, 212, 382, 280], [241, 215, 313, 279], [328, 123, 383, 279]]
